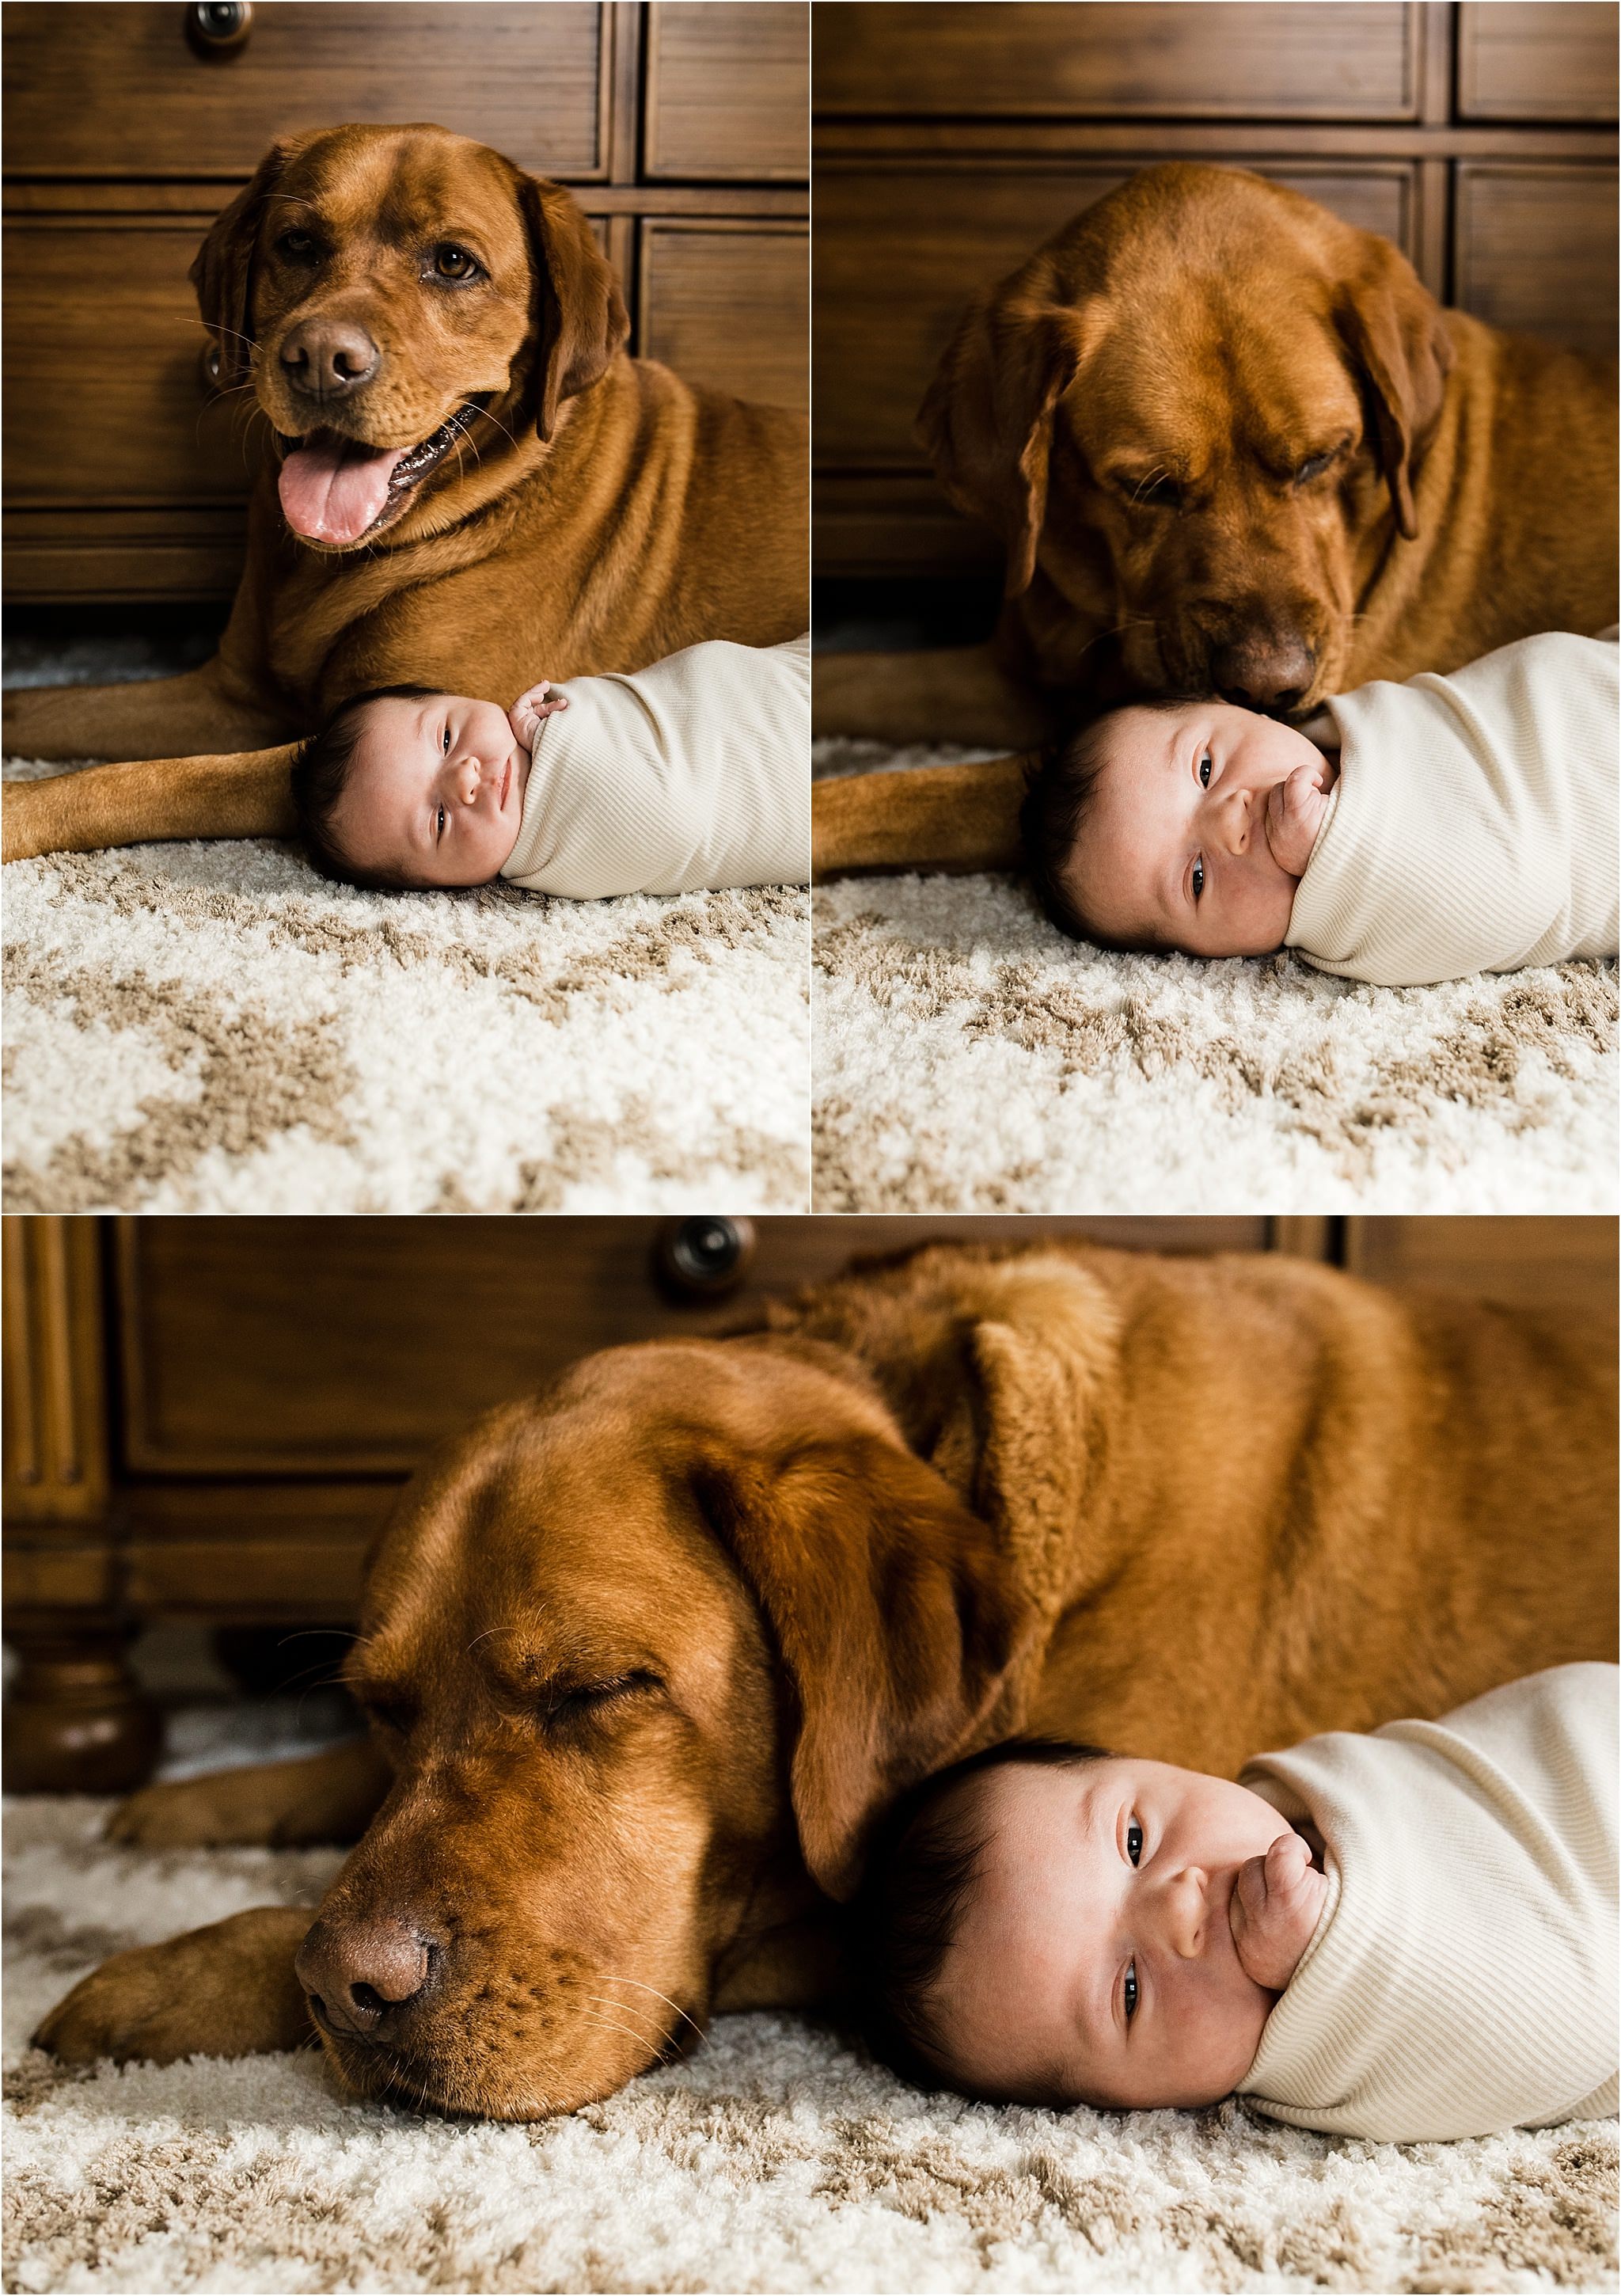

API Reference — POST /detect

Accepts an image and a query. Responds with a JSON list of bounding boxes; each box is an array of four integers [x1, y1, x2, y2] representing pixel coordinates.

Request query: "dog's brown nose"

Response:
[[278, 318, 380, 401], [1210, 629, 1316, 716], [295, 1915, 435, 2037]]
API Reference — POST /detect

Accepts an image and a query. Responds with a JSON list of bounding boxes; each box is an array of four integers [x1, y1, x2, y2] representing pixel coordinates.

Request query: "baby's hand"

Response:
[[508, 679, 570, 750], [1263, 761, 1332, 878], [1228, 1830, 1329, 1993]]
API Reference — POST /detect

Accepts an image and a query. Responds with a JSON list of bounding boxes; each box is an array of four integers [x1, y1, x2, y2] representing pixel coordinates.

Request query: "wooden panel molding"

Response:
[[640, 220, 810, 409], [2, 1216, 111, 1522], [645, 2, 810, 180], [1458, 3, 1619, 123], [1453, 162, 1619, 357]]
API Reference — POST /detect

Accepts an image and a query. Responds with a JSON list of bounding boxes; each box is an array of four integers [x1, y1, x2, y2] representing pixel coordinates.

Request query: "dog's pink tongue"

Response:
[[278, 435, 406, 544]]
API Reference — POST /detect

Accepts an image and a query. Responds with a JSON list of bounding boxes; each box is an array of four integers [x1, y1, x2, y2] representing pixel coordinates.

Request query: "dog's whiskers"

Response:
[[597, 1972, 704, 2043]]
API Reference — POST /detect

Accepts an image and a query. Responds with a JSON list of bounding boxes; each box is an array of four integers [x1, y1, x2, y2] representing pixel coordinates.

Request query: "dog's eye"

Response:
[[1293, 452, 1334, 485], [541, 1671, 661, 1729], [431, 245, 481, 282], [276, 230, 318, 262], [1132, 476, 1183, 510], [357, 1696, 414, 1736]]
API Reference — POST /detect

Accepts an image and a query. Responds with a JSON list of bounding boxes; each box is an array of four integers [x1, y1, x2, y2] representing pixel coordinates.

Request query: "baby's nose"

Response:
[[1163, 1867, 1209, 1958]]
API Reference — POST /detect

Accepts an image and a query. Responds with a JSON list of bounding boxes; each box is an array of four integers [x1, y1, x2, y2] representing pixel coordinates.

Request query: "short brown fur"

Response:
[[37, 1241, 1617, 2116]]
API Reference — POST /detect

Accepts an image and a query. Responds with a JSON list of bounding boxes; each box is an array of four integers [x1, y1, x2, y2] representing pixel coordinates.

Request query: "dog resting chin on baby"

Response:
[[1022, 629, 1618, 987]]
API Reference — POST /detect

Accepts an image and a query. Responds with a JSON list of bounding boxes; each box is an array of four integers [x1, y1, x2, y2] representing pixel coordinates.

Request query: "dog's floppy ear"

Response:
[[1334, 235, 1453, 542], [189, 140, 294, 389], [514, 173, 630, 439], [696, 1435, 1033, 1903], [917, 285, 1090, 599]]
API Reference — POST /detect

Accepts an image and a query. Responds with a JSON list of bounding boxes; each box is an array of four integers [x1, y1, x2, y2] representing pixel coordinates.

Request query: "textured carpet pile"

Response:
[[5, 1796, 1617, 2294], [812, 743, 1619, 1215], [2, 762, 809, 1214]]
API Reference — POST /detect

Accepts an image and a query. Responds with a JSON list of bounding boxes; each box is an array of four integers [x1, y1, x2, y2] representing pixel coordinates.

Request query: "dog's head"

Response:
[[294, 1341, 1031, 2117], [917, 163, 1453, 715], [192, 122, 628, 552]]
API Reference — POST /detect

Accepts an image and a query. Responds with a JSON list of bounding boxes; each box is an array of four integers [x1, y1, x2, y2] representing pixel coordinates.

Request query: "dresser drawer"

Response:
[[814, 3, 1421, 121], [1457, 2, 1619, 122], [2, 2, 609, 181], [1454, 163, 1619, 358], [640, 221, 808, 410], [645, 2, 809, 180], [814, 165, 1414, 469], [3, 216, 252, 509]]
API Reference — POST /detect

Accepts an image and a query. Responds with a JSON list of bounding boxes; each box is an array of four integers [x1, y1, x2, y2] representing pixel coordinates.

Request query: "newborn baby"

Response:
[[1020, 631, 1618, 985], [859, 1665, 1617, 2141], [288, 633, 809, 896]]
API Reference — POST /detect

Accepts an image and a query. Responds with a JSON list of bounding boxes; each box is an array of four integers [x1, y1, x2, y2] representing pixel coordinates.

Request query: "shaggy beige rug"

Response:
[[3, 763, 809, 1214], [812, 745, 1618, 1215], [5, 1796, 1616, 2294]]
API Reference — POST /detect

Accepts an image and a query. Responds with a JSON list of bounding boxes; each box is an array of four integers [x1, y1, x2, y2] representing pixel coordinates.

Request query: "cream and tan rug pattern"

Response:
[[5, 1797, 1617, 2295], [813, 743, 1618, 1215], [3, 764, 808, 1214]]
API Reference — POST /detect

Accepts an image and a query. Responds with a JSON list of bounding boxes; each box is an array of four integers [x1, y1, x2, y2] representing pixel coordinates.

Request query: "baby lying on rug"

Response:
[[859, 1663, 1619, 2142], [1020, 631, 1618, 986], [290, 633, 808, 895]]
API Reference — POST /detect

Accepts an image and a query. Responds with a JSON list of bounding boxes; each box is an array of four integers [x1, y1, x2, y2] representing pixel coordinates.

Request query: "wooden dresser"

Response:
[[2, 1, 807, 603], [3, 1212, 1613, 1790], [813, 1, 1619, 574]]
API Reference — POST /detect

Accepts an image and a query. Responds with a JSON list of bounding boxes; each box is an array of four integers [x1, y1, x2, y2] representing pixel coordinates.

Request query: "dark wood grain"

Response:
[[640, 221, 809, 409], [1453, 162, 1620, 356], [814, 3, 1421, 121], [2, 2, 607, 180], [1458, 2, 1619, 123], [645, 2, 809, 180]]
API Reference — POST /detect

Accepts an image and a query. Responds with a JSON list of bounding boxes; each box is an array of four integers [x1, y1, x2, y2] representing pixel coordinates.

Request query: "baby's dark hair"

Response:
[[854, 1737, 1110, 2095], [289, 683, 442, 888], [1020, 697, 1202, 952]]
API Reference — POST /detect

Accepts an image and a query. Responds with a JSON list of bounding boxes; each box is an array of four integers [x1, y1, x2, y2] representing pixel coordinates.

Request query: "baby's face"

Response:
[[932, 1757, 1297, 2109], [331, 693, 530, 887], [1065, 701, 1332, 956]]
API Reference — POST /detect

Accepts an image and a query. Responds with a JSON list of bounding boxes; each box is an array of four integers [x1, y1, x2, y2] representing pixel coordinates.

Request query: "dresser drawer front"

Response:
[[640, 221, 808, 410], [645, 2, 809, 179], [814, 3, 1421, 120], [1453, 163, 1620, 358], [1458, 2, 1619, 122], [3, 2, 609, 181]]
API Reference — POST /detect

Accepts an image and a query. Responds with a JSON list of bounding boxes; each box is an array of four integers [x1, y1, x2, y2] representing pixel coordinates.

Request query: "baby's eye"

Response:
[[442, 724, 452, 755], [436, 804, 446, 838], [1126, 1818, 1143, 1868], [1191, 856, 1205, 900], [1123, 1960, 1139, 2020], [1198, 753, 1212, 787]]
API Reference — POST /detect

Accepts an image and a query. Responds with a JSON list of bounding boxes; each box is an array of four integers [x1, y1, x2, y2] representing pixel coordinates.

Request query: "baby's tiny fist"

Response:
[[1229, 1830, 1328, 1994]]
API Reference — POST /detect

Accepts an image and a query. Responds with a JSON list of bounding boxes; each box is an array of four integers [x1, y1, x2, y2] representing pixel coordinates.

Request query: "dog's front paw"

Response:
[[33, 1908, 316, 2065]]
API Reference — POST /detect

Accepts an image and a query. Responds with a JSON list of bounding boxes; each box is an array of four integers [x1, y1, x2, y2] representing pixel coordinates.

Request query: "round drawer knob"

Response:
[[186, 1, 252, 55], [656, 1217, 756, 1299]]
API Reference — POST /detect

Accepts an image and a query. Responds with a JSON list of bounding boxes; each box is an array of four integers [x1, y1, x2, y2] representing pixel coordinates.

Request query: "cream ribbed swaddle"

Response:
[[1236, 1663, 1618, 2142], [1285, 633, 1617, 986], [500, 634, 809, 898]]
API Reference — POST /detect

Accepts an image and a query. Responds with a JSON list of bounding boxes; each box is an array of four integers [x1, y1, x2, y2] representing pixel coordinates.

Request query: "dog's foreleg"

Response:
[[814, 755, 1030, 878], [813, 644, 1055, 747], [2, 664, 297, 764], [33, 1906, 316, 2066], [2, 743, 302, 861], [105, 1737, 391, 1849]]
